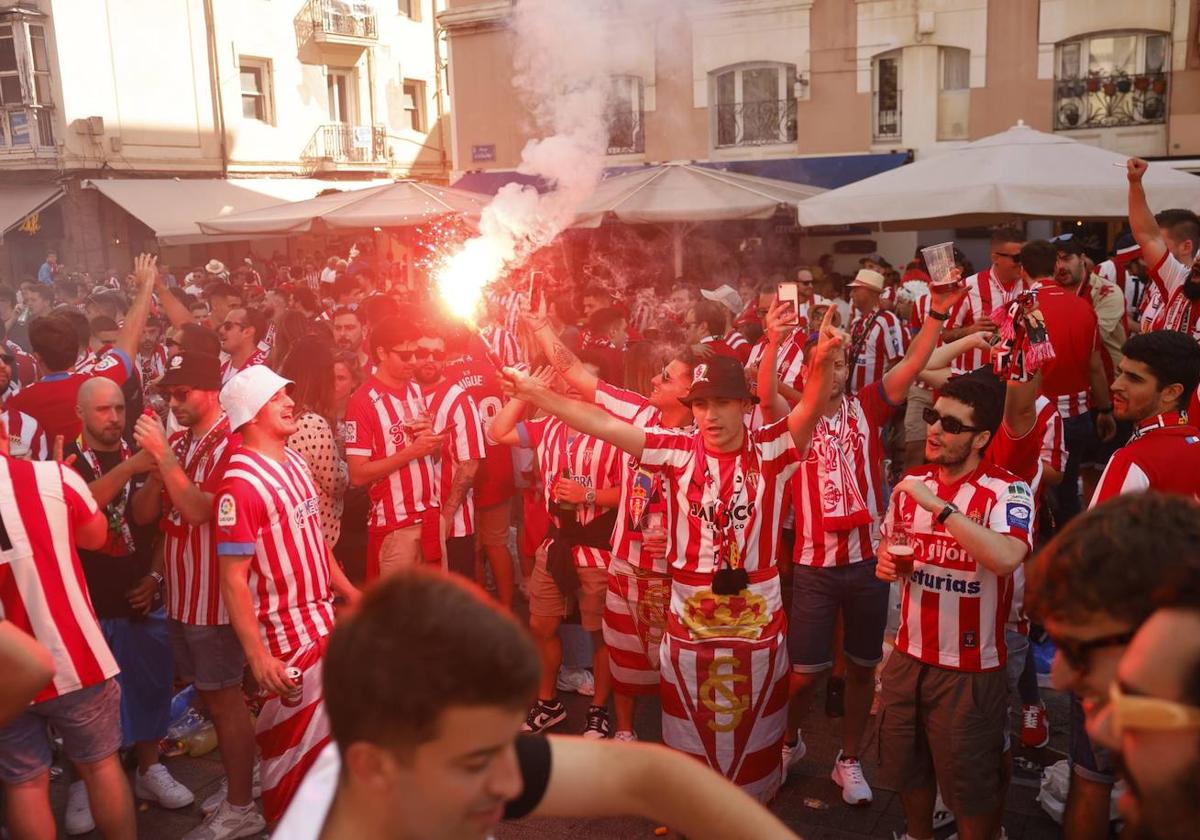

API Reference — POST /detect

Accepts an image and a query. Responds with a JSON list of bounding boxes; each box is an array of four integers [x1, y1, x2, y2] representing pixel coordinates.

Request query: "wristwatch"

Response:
[[149, 571, 165, 587], [584, 488, 597, 506], [936, 502, 959, 525], [928, 309, 950, 321]]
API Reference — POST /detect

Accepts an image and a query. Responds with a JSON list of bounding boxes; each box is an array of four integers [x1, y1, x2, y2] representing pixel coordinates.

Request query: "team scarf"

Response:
[[164, 415, 232, 520], [75, 436, 136, 556], [1131, 411, 1187, 441], [688, 430, 761, 594], [810, 398, 872, 532]]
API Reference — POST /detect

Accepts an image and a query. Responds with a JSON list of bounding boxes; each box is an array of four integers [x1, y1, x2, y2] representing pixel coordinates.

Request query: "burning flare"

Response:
[[434, 237, 508, 321]]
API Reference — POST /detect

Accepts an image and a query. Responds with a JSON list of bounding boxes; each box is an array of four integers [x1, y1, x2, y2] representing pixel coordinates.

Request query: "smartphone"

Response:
[[529, 270, 544, 312], [776, 282, 801, 326]]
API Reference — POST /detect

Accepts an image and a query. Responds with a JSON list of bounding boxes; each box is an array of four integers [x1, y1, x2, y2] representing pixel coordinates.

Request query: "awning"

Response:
[[0, 184, 64, 238], [83, 178, 393, 245], [452, 152, 912, 195]]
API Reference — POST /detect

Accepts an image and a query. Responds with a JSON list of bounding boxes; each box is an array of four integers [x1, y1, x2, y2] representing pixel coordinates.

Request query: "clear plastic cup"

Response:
[[883, 515, 915, 577], [921, 242, 958, 288]]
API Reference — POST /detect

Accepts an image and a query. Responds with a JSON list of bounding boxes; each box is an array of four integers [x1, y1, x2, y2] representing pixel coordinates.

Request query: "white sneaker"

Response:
[[780, 730, 808, 783], [555, 666, 595, 696], [65, 780, 94, 835], [200, 765, 263, 816], [183, 800, 266, 840], [831, 750, 873, 805], [613, 730, 638, 742], [933, 788, 955, 829], [135, 763, 195, 809]]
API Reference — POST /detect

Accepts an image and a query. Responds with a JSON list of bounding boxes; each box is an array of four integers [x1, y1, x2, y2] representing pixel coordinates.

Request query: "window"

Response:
[[0, 24, 20, 106], [872, 51, 901, 142], [401, 80, 423, 132], [1054, 31, 1170, 130], [239, 59, 272, 123], [606, 75, 643, 155], [0, 20, 54, 149], [327, 69, 354, 123], [711, 62, 796, 149], [398, 0, 418, 18], [27, 24, 50, 105], [937, 47, 969, 141]]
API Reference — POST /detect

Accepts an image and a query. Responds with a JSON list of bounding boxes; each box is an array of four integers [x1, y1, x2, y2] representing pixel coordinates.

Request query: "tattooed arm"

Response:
[[522, 297, 599, 400], [441, 459, 480, 520]]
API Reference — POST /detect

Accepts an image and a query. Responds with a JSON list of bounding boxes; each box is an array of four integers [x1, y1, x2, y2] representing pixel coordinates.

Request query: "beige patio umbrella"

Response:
[[197, 180, 488, 235], [573, 163, 824, 277], [795, 121, 1200, 230]]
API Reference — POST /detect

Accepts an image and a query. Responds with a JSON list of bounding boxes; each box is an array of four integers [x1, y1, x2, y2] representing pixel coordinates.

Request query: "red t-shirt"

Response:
[[445, 351, 514, 508], [8, 350, 133, 443], [1034, 283, 1099, 417]]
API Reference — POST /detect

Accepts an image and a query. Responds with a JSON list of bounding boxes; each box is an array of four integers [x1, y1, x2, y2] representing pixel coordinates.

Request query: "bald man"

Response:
[[64, 378, 195, 828]]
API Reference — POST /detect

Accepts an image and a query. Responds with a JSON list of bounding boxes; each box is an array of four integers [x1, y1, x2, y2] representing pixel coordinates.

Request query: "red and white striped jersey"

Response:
[[162, 419, 240, 625], [1096, 245, 1147, 321], [137, 346, 167, 400], [949, 268, 1029, 371], [1036, 396, 1067, 476], [344, 377, 439, 532], [3, 409, 48, 460], [1090, 412, 1200, 506], [847, 308, 908, 393], [220, 347, 270, 385], [444, 353, 514, 509], [422, 379, 485, 538], [722, 329, 751, 364], [1035, 282, 1101, 418], [215, 448, 335, 659], [791, 383, 899, 568], [487, 288, 526, 336], [594, 382, 669, 573], [890, 463, 1033, 671], [639, 419, 802, 576], [5, 340, 38, 388], [482, 325, 521, 368], [0, 457, 115, 703], [1147, 252, 1200, 340], [521, 416, 621, 568], [745, 333, 806, 428]]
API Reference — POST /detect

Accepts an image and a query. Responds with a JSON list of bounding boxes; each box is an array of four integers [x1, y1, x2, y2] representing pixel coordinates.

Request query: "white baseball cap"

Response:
[[700, 284, 743, 314], [220, 365, 293, 430]]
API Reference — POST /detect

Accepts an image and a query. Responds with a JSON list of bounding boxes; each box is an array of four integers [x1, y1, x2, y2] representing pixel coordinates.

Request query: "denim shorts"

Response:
[[0, 679, 123, 784], [788, 559, 890, 672], [167, 619, 247, 691], [101, 609, 174, 746]]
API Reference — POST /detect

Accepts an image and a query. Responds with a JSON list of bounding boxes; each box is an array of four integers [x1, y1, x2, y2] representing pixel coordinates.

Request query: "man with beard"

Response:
[[1027, 493, 1200, 840], [1090, 331, 1200, 504], [1090, 606, 1200, 840], [845, 268, 909, 394], [522, 295, 696, 740], [943, 227, 1027, 367], [412, 323, 485, 578], [218, 307, 269, 384], [63, 379, 193, 832], [136, 318, 168, 405], [877, 374, 1033, 840], [131, 351, 261, 839], [1053, 234, 1128, 377], [500, 308, 844, 801], [331, 307, 369, 369], [215, 366, 359, 824], [1125, 159, 1200, 337]]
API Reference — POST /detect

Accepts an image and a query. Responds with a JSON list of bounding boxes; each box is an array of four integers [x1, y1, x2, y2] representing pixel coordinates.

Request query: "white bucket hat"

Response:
[[220, 365, 293, 430], [700, 283, 743, 314]]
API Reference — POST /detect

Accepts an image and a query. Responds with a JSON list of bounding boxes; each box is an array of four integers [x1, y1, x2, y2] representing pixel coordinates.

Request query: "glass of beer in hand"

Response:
[[884, 514, 915, 577]]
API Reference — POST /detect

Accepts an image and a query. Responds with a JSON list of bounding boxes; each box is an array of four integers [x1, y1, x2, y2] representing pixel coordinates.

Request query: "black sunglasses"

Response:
[[162, 387, 193, 403], [1052, 630, 1136, 675], [923, 407, 983, 434], [413, 349, 446, 361], [388, 348, 416, 361]]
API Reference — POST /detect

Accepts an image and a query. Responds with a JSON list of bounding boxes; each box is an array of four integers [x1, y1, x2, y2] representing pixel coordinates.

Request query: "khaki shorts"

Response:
[[903, 384, 934, 444], [527, 546, 608, 632], [878, 651, 1008, 817], [374, 524, 424, 578], [476, 500, 512, 548]]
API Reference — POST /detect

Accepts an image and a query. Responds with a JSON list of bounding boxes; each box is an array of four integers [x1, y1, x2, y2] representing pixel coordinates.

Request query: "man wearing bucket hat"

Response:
[[501, 307, 846, 802], [213, 366, 360, 826], [131, 351, 263, 839], [846, 268, 909, 394]]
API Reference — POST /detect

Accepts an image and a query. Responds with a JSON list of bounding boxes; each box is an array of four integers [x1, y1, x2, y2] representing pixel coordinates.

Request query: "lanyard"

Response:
[[76, 437, 136, 555]]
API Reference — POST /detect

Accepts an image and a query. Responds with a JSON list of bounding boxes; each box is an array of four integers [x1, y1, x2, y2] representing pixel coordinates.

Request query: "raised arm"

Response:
[[487, 366, 555, 446], [756, 299, 794, 423], [503, 367, 646, 460], [522, 296, 598, 401], [1126, 158, 1168, 271], [114, 253, 157, 361], [155, 276, 196, 328], [787, 306, 843, 451], [882, 279, 967, 404]]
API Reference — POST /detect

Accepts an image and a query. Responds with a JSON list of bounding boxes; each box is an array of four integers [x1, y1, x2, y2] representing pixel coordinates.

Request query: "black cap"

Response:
[[156, 351, 222, 391], [1051, 232, 1086, 256], [679, 355, 758, 406]]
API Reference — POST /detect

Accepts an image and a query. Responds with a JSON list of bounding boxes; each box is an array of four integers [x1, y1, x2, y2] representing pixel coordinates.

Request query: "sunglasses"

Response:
[[218, 321, 245, 332], [1053, 630, 1136, 674], [387, 348, 416, 361], [922, 407, 984, 435], [992, 251, 1023, 264], [1109, 681, 1200, 736], [162, 387, 193, 403], [413, 349, 445, 361]]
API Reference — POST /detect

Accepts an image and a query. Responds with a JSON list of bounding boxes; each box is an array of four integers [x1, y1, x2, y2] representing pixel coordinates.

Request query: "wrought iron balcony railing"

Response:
[[301, 0, 378, 43], [1054, 72, 1168, 131], [302, 123, 387, 166], [714, 98, 797, 149], [606, 108, 644, 155]]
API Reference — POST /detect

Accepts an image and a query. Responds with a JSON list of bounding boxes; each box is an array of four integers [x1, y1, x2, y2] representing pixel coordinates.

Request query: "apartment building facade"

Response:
[[0, 0, 451, 277]]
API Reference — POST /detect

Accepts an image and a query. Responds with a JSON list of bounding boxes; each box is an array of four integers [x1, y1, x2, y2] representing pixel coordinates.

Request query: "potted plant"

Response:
[[1152, 76, 1167, 94], [1102, 79, 1117, 96], [1086, 75, 1101, 92], [1116, 72, 1132, 94], [1071, 79, 1086, 97], [1134, 75, 1150, 91]]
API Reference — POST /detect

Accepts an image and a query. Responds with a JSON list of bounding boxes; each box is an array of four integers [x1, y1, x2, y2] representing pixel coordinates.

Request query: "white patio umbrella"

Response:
[[197, 180, 488, 235], [573, 163, 824, 277], [795, 122, 1200, 230]]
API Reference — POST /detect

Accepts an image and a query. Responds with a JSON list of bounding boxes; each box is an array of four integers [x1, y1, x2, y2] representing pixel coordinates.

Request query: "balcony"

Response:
[[606, 108, 644, 156], [0, 106, 55, 153], [1054, 72, 1168, 131], [714, 99, 797, 149], [297, 0, 377, 48], [302, 123, 388, 171]]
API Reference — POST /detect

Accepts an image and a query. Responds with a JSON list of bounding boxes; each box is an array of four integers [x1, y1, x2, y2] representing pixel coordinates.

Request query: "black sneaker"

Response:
[[521, 699, 567, 734], [582, 705, 610, 740], [825, 675, 845, 718]]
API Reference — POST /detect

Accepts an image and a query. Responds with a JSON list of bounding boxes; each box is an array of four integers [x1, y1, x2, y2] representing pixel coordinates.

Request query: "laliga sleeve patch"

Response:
[[1006, 501, 1031, 528], [94, 355, 118, 372], [217, 494, 237, 527]]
